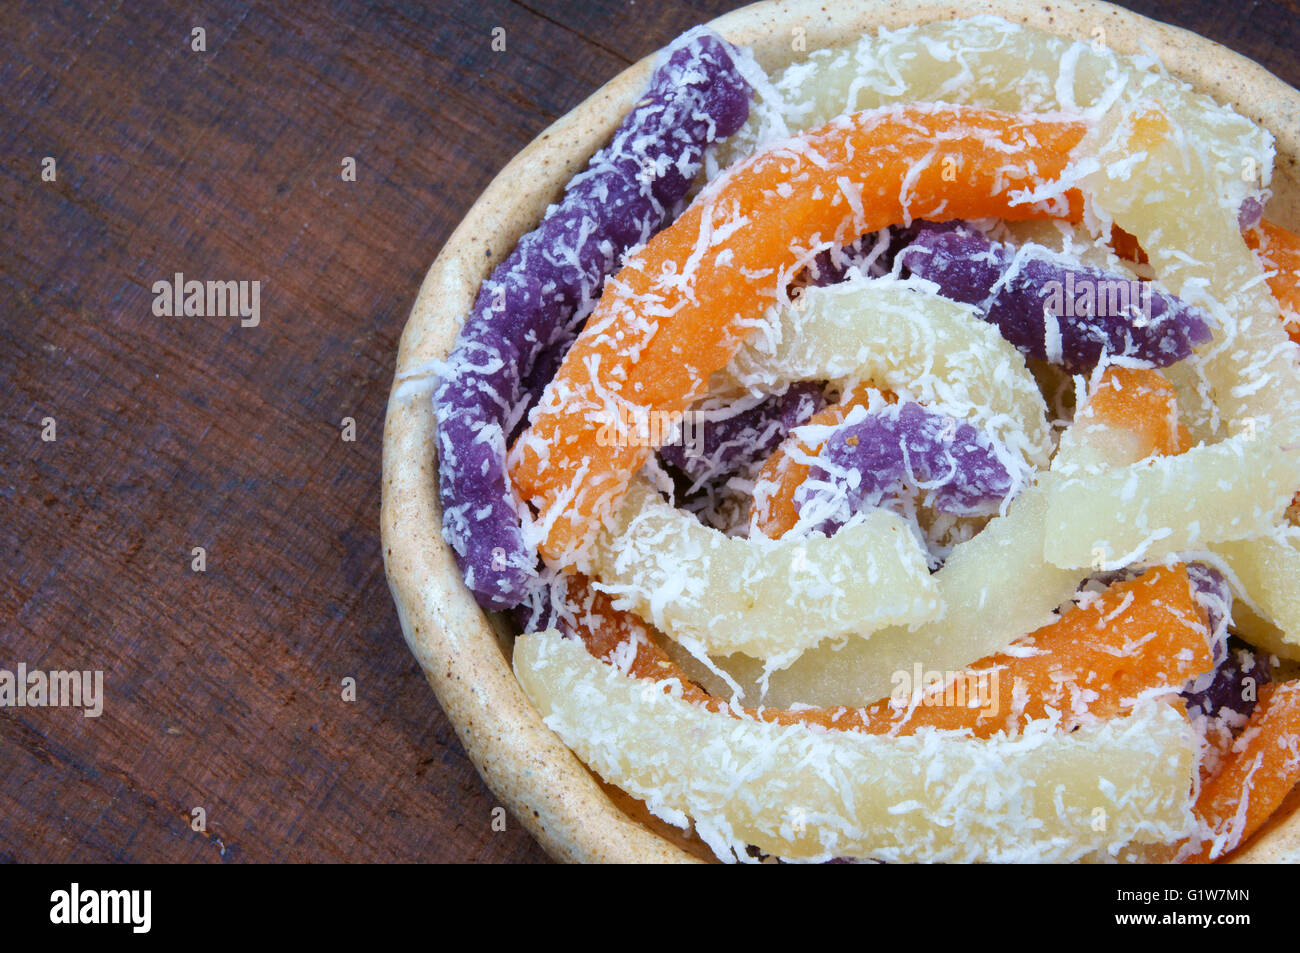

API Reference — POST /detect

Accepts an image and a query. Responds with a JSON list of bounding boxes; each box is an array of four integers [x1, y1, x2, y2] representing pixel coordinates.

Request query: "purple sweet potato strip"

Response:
[[433, 29, 751, 609], [899, 225, 1213, 373], [806, 220, 964, 287], [1188, 562, 1233, 672], [1182, 638, 1272, 723], [1179, 562, 1277, 726], [658, 383, 825, 487], [796, 402, 1019, 532], [1238, 194, 1265, 232]]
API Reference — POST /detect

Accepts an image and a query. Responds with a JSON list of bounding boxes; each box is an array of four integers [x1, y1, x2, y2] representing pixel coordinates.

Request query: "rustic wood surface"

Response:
[[2, 0, 1298, 864]]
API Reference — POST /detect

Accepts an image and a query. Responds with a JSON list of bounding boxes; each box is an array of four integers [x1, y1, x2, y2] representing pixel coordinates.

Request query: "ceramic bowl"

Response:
[[382, 0, 1300, 863]]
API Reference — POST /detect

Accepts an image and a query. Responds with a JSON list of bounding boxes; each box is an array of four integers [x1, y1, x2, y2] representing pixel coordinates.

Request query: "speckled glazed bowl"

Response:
[[382, 0, 1300, 863]]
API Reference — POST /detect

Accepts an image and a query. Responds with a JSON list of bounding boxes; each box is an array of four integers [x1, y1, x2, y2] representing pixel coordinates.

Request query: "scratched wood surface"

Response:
[[1, 0, 1298, 865]]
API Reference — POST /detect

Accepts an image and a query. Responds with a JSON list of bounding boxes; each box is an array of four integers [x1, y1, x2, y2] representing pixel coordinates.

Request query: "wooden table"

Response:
[[3, 0, 1297, 864]]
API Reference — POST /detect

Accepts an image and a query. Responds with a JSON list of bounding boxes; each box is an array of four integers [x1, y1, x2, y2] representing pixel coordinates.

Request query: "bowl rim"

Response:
[[381, 0, 1300, 863]]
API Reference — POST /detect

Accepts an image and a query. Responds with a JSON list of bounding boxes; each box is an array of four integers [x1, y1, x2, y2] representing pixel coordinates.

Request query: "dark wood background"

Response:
[[2, 0, 1297, 864]]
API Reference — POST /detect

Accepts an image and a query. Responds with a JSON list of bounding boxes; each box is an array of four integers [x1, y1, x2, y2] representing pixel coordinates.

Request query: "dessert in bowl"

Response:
[[383, 0, 1300, 863]]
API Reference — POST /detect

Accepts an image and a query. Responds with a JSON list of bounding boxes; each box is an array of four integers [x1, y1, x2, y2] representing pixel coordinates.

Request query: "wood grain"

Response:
[[1, 0, 1297, 864]]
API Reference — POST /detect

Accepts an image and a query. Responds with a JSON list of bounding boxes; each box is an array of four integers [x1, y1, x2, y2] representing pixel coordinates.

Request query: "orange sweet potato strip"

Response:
[[550, 573, 729, 707], [510, 106, 1088, 566], [553, 565, 1210, 738], [548, 572, 697, 686], [1183, 680, 1300, 862], [1076, 365, 1192, 458], [1245, 220, 1300, 346], [769, 564, 1211, 736]]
